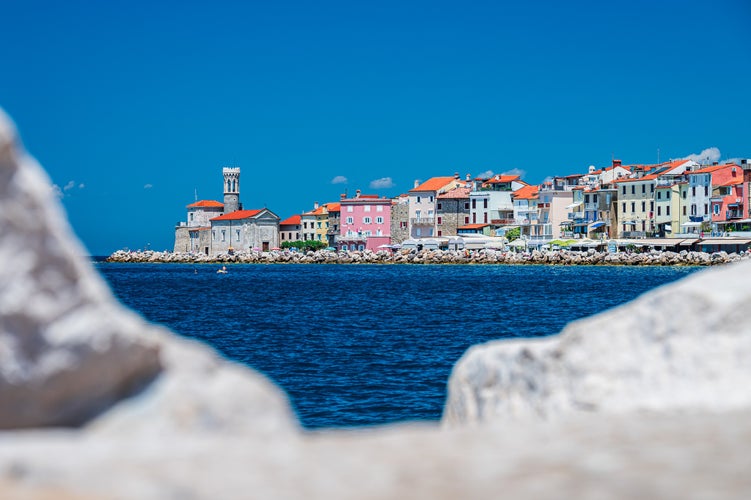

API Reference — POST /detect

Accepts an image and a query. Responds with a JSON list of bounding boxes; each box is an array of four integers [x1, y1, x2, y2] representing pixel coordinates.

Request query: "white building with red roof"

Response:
[[174, 167, 280, 254]]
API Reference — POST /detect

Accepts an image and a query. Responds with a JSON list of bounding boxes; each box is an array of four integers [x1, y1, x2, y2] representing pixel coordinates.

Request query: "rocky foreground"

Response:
[[3, 107, 751, 499], [108, 246, 750, 266]]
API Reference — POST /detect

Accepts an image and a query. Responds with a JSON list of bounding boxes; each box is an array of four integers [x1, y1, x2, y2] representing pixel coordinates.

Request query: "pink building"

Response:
[[704, 163, 749, 224], [337, 190, 392, 251]]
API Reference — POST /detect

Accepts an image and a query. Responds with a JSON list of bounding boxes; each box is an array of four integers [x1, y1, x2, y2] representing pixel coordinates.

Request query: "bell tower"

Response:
[[222, 167, 241, 213]]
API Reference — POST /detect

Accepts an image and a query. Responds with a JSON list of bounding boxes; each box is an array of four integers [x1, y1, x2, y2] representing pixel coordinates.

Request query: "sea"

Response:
[[95, 262, 701, 429]]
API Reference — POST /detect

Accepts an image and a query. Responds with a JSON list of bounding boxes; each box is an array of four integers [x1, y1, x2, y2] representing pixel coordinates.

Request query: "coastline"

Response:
[[105, 248, 749, 266]]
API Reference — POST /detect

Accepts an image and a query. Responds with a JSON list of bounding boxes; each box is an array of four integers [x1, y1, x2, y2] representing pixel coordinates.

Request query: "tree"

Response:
[[281, 240, 327, 252], [505, 227, 521, 242]]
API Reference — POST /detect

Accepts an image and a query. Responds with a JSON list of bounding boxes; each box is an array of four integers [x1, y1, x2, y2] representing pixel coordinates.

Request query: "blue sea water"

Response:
[[96, 262, 700, 429]]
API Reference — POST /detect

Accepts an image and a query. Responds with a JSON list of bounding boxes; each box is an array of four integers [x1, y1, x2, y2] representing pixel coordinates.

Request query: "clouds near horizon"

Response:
[[369, 177, 394, 189], [683, 147, 721, 165], [331, 175, 348, 184]]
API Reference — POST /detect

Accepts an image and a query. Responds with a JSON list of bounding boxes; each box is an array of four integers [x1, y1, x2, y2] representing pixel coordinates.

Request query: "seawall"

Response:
[[107, 247, 750, 266]]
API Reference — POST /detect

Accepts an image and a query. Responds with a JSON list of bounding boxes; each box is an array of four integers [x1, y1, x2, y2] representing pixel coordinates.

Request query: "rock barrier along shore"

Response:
[[106, 247, 751, 266]]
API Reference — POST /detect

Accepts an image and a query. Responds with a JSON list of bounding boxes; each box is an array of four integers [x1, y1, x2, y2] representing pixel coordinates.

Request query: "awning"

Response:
[[565, 201, 583, 209], [699, 238, 751, 246], [681, 221, 702, 227], [664, 224, 672, 231], [560, 220, 574, 225], [589, 221, 606, 229], [679, 239, 699, 246], [623, 221, 637, 226]]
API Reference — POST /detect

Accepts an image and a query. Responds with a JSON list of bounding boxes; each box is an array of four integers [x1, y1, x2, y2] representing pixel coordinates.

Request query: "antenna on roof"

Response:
[[194, 188, 198, 202], [657, 148, 660, 164]]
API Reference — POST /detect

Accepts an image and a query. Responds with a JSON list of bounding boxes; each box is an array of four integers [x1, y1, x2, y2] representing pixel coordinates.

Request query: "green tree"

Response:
[[505, 227, 521, 242], [281, 240, 327, 252]]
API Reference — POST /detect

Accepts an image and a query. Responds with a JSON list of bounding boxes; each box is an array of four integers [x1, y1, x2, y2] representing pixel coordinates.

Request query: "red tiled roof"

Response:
[[612, 173, 660, 183], [438, 187, 471, 199], [693, 163, 738, 174], [459, 224, 489, 229], [512, 185, 539, 200], [485, 175, 520, 184], [187, 200, 224, 209], [410, 176, 458, 192], [210, 209, 263, 221], [188, 226, 211, 232], [280, 215, 301, 225], [325, 202, 341, 212]]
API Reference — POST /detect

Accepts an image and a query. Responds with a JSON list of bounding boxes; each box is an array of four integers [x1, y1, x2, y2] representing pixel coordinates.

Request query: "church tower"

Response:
[[222, 167, 241, 213]]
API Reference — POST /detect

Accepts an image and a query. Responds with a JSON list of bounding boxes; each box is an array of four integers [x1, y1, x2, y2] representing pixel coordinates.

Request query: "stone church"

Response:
[[174, 168, 280, 255]]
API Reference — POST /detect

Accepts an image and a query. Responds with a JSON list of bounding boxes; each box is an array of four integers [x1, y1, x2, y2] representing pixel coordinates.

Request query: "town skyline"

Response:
[[2, 0, 749, 255]]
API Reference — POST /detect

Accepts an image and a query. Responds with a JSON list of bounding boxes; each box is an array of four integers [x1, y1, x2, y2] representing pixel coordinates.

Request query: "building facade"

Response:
[[337, 190, 391, 251]]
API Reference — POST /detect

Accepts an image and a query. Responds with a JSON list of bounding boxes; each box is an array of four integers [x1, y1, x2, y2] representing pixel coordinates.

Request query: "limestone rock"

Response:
[[443, 259, 751, 426], [0, 108, 296, 434]]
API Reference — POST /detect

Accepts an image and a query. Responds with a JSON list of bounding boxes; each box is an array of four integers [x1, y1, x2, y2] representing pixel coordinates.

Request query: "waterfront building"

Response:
[[436, 186, 471, 237], [174, 167, 280, 255], [337, 190, 392, 251], [301, 202, 339, 243], [325, 203, 341, 247], [279, 214, 302, 242], [567, 186, 616, 239], [210, 208, 281, 253], [614, 174, 659, 238], [390, 194, 410, 244], [512, 184, 539, 240], [529, 181, 574, 247], [408, 175, 466, 238], [468, 174, 526, 234]]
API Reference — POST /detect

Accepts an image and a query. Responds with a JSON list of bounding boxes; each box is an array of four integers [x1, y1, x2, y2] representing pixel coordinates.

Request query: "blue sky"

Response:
[[2, 0, 749, 255]]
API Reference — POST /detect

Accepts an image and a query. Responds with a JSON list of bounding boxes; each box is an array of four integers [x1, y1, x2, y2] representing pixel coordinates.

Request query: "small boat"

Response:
[[217, 266, 228, 274]]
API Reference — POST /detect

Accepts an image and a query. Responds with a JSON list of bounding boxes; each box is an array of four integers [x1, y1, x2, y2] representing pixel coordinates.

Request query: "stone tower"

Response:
[[222, 167, 241, 213]]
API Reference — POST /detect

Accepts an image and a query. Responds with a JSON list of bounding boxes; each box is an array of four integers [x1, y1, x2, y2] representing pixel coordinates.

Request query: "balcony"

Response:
[[334, 234, 367, 243], [585, 202, 598, 210], [726, 210, 744, 220], [490, 218, 516, 225], [411, 218, 435, 225]]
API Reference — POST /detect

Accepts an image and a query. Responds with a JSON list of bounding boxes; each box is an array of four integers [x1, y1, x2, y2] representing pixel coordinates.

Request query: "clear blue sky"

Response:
[[2, 0, 749, 255]]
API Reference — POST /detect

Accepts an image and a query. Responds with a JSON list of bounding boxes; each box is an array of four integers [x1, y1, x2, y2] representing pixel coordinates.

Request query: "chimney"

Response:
[[340, 193, 346, 200], [713, 161, 719, 166], [613, 159, 622, 168], [414, 179, 420, 189], [454, 172, 459, 179], [314, 201, 319, 209], [356, 189, 361, 198], [466, 173, 471, 181]]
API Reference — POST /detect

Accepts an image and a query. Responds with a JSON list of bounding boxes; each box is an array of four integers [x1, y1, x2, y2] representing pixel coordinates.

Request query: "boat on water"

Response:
[[217, 265, 228, 274]]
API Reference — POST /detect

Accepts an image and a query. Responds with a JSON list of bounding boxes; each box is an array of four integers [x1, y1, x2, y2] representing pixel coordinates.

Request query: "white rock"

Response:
[[0, 108, 296, 434], [444, 260, 751, 426]]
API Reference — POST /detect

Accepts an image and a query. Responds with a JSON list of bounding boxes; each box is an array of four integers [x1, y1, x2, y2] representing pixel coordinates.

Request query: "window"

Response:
[[472, 213, 477, 223], [364, 217, 371, 224], [642, 184, 646, 194], [650, 202, 654, 212], [437, 216, 442, 225], [622, 186, 626, 195], [437, 230, 442, 236], [429, 196, 434, 203], [221, 230, 226, 242], [650, 184, 654, 193], [713, 204, 720, 215], [483, 199, 488, 209], [317, 234, 322, 241], [593, 194, 598, 203], [691, 204, 696, 215], [692, 187, 696, 196], [631, 202, 635, 212], [346, 216, 353, 224], [417, 196, 421, 203], [584, 194, 590, 203], [657, 191, 662, 200], [212, 230, 216, 241], [316, 222, 321, 228], [667, 191, 671, 199], [376, 216, 383, 224], [704, 186, 708, 196], [281, 233, 285, 240], [667, 206, 671, 216], [189, 213, 194, 221], [472, 199, 476, 209], [704, 203, 708, 215], [364, 205, 371, 212], [641, 201, 646, 212], [464, 202, 470, 210], [641, 221, 645, 231], [683, 206, 686, 216], [377, 205, 383, 212], [235, 230, 240, 242], [657, 206, 662, 216], [682, 190, 686, 199], [622, 202, 626, 213], [437, 202, 442, 210], [347, 206, 353, 212], [631, 185, 635, 195]]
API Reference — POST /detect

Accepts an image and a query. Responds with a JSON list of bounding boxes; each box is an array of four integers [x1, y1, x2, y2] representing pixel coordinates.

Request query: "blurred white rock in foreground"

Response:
[[443, 259, 751, 426]]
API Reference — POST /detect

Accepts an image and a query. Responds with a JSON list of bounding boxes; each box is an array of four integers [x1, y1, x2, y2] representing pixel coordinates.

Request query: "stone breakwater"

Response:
[[107, 247, 751, 266]]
